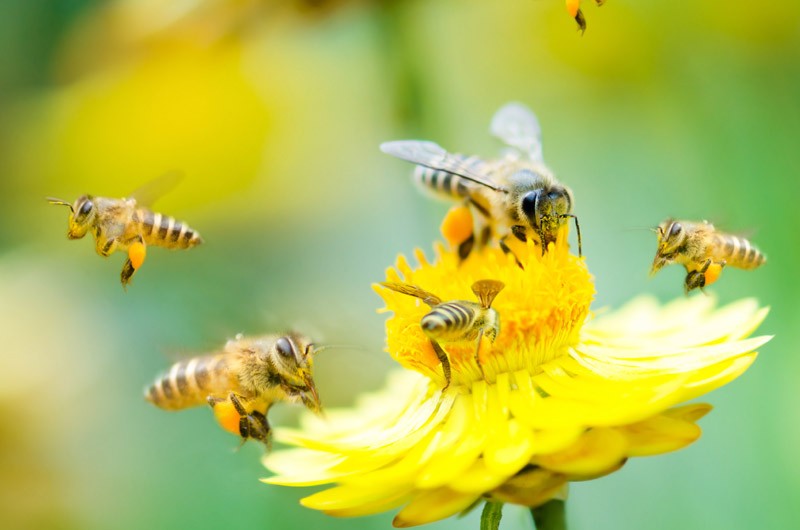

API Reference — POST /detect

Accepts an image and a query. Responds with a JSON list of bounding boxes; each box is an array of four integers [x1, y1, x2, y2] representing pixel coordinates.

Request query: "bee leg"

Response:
[[499, 235, 524, 269], [229, 393, 272, 449], [474, 328, 486, 380], [429, 340, 452, 390], [458, 233, 475, 262], [574, 9, 587, 34], [96, 236, 118, 257], [121, 238, 147, 290], [120, 260, 136, 290]]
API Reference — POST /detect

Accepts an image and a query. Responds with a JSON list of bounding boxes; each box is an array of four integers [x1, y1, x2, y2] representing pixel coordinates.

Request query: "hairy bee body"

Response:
[[413, 154, 483, 201], [382, 103, 580, 261], [421, 301, 498, 343], [652, 219, 766, 293], [87, 197, 203, 256], [145, 333, 322, 448]]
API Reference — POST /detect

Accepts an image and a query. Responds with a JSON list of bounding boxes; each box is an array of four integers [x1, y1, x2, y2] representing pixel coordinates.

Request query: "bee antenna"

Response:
[[309, 344, 365, 356], [46, 197, 73, 212], [561, 214, 582, 257]]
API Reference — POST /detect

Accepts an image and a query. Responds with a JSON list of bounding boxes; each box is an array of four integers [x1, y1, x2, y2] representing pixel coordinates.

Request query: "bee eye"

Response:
[[275, 337, 294, 359], [77, 200, 93, 218], [521, 192, 538, 218], [669, 223, 682, 238]]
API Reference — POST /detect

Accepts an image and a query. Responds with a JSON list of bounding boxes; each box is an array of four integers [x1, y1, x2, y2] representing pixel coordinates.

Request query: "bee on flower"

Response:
[[263, 217, 771, 528]]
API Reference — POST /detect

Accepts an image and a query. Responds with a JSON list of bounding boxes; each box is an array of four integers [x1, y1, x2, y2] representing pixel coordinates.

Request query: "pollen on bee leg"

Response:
[[209, 397, 243, 437], [703, 263, 724, 287], [440, 205, 474, 249], [129, 241, 147, 270], [565, 0, 581, 18]]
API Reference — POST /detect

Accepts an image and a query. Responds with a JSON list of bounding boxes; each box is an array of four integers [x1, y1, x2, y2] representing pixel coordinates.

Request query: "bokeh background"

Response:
[[1, 1, 798, 529]]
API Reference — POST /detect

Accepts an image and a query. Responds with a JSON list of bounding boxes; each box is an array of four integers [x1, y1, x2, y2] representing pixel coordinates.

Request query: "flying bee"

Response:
[[651, 219, 766, 294], [145, 332, 323, 449], [380, 280, 505, 387], [381, 102, 581, 264], [47, 172, 202, 289]]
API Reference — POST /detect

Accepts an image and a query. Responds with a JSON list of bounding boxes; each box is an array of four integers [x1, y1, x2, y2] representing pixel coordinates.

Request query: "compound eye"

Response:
[[669, 222, 682, 238], [275, 337, 294, 359], [77, 200, 93, 218], [521, 192, 538, 217]]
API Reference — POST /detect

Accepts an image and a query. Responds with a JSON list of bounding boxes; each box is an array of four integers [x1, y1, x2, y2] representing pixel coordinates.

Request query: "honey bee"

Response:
[[380, 280, 505, 387], [145, 333, 322, 449], [381, 102, 581, 264], [651, 219, 766, 294], [47, 172, 202, 289], [566, 0, 606, 33]]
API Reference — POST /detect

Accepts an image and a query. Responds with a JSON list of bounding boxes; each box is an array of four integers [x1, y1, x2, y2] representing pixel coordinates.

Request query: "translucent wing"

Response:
[[490, 102, 543, 162], [471, 280, 505, 309], [380, 141, 506, 193], [380, 282, 442, 307], [128, 170, 184, 207]]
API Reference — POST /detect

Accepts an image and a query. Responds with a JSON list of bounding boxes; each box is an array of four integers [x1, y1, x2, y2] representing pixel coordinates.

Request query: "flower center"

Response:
[[377, 233, 595, 388]]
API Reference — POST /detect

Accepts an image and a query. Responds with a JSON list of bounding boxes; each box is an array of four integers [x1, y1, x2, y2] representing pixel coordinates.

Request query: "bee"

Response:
[[380, 280, 505, 387], [651, 219, 766, 294], [145, 333, 322, 449], [47, 172, 202, 289], [381, 102, 581, 264], [566, 0, 606, 33]]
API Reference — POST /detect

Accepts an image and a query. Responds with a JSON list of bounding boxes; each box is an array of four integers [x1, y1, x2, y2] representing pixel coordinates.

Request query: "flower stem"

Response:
[[480, 501, 503, 530], [531, 500, 566, 530]]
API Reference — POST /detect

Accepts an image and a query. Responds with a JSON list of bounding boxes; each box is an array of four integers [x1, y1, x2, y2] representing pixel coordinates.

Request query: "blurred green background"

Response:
[[1, 1, 798, 529]]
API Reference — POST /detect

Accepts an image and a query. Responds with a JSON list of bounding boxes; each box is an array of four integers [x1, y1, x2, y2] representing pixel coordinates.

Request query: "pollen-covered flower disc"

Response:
[[263, 234, 771, 528]]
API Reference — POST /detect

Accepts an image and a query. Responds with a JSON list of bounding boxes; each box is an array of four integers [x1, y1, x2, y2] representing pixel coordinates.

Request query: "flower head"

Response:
[[263, 231, 770, 527]]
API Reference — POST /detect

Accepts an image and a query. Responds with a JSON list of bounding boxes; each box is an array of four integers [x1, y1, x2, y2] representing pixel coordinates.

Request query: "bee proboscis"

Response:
[[381, 102, 580, 265], [47, 172, 203, 288], [651, 219, 766, 293], [380, 280, 505, 387], [145, 332, 322, 449]]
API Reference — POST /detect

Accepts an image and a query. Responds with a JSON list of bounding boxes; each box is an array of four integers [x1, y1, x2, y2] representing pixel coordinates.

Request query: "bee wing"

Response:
[[128, 170, 184, 207], [380, 140, 506, 193], [490, 103, 543, 162], [471, 280, 505, 309], [379, 282, 442, 307]]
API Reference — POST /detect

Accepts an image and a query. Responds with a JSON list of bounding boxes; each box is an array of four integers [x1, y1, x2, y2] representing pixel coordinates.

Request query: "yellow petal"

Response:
[[393, 488, 481, 528], [534, 427, 628, 478]]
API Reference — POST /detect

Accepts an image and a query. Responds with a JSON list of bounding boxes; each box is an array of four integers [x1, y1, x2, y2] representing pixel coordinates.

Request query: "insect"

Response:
[[380, 280, 505, 387], [47, 172, 202, 289], [651, 219, 766, 294], [145, 333, 322, 449], [566, 0, 606, 33], [381, 102, 581, 264]]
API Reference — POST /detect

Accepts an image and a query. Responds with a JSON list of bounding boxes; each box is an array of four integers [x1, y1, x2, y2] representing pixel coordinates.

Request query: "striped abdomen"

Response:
[[421, 302, 480, 341], [145, 355, 236, 410], [133, 208, 203, 249], [710, 233, 766, 270], [413, 154, 485, 200]]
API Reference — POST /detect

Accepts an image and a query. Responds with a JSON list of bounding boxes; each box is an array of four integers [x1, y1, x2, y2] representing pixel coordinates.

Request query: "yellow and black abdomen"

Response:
[[421, 302, 479, 342], [413, 154, 483, 201], [133, 208, 203, 250], [711, 233, 766, 270], [145, 355, 235, 410]]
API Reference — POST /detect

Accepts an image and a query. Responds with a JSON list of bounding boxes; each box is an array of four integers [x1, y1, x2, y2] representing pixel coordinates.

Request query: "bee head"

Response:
[[47, 195, 95, 239], [651, 219, 685, 274], [520, 186, 573, 247], [267, 334, 321, 413]]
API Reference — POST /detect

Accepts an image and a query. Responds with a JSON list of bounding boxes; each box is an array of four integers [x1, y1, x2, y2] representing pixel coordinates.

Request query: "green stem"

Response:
[[480, 501, 504, 530], [531, 500, 566, 530]]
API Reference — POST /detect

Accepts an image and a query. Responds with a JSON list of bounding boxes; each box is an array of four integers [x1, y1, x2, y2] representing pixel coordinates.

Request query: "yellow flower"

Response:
[[262, 234, 771, 527]]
